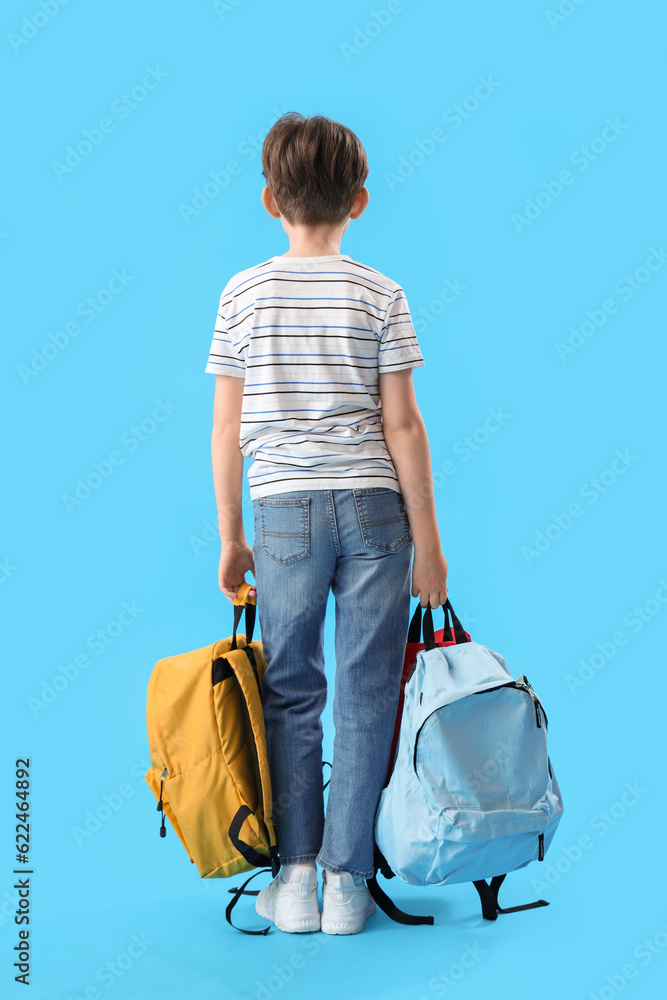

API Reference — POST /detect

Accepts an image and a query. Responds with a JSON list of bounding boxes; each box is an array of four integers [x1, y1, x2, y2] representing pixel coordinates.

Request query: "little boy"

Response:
[[205, 112, 448, 934]]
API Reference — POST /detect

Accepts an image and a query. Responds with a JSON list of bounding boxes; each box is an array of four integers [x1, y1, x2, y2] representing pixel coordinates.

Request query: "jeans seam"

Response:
[[279, 854, 319, 865], [327, 490, 341, 556], [316, 854, 373, 880]]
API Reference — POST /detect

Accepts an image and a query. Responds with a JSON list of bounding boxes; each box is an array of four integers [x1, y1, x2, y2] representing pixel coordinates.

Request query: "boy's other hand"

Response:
[[218, 541, 257, 603], [411, 545, 449, 609]]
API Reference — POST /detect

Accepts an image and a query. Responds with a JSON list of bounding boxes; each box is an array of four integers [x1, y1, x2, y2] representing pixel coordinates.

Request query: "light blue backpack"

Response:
[[370, 600, 564, 924]]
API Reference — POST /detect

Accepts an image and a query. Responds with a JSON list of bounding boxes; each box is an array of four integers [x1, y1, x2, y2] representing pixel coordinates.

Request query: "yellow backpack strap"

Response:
[[231, 583, 257, 651], [233, 582, 256, 606], [228, 584, 277, 871], [226, 650, 279, 875]]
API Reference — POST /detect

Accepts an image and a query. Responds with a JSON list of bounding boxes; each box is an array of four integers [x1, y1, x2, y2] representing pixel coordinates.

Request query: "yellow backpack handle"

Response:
[[233, 582, 256, 607]]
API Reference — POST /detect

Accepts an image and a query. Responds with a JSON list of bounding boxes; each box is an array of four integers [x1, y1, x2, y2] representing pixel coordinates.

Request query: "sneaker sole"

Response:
[[255, 899, 321, 934], [321, 900, 376, 935]]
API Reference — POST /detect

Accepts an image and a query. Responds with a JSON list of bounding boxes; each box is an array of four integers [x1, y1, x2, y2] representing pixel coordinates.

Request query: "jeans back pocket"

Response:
[[354, 487, 412, 554], [258, 497, 310, 564]]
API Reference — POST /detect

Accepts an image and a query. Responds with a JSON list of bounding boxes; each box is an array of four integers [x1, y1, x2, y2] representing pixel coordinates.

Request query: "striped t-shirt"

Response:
[[204, 253, 425, 500]]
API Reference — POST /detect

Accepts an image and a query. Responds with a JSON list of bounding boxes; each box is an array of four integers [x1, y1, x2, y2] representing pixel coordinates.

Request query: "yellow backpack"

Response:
[[144, 582, 279, 932]]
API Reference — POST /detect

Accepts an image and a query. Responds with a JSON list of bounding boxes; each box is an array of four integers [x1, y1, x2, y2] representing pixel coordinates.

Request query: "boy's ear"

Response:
[[261, 186, 281, 218], [349, 186, 369, 220]]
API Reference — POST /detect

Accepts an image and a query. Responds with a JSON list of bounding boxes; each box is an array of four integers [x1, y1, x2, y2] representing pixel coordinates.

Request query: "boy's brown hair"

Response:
[[261, 112, 369, 226]]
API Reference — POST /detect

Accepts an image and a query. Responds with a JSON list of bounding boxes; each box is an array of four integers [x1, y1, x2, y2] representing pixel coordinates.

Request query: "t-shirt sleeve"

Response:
[[204, 290, 246, 378], [378, 286, 425, 374]]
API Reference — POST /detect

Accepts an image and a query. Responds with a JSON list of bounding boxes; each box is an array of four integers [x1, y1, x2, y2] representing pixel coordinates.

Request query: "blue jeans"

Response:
[[251, 487, 413, 880]]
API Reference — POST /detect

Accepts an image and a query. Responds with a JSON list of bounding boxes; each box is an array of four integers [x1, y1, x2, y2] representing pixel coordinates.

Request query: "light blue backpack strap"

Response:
[[366, 847, 434, 927], [473, 873, 549, 921], [422, 600, 469, 649]]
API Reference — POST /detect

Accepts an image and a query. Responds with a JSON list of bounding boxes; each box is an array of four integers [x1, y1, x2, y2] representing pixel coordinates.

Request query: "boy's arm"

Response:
[[211, 374, 256, 599], [380, 368, 448, 606]]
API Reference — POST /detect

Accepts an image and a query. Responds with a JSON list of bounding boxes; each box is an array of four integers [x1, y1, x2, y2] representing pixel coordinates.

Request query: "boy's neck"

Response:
[[280, 222, 348, 258]]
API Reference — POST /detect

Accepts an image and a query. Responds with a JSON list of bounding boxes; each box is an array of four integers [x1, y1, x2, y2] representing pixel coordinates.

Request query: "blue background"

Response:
[[3, 1, 666, 997]]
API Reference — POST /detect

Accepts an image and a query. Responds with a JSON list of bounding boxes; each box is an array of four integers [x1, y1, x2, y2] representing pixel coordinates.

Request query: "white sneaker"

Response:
[[321, 870, 376, 935], [255, 864, 320, 933]]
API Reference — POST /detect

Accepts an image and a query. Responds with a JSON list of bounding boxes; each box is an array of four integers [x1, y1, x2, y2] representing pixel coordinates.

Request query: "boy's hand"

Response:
[[218, 541, 257, 603], [411, 545, 449, 609]]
